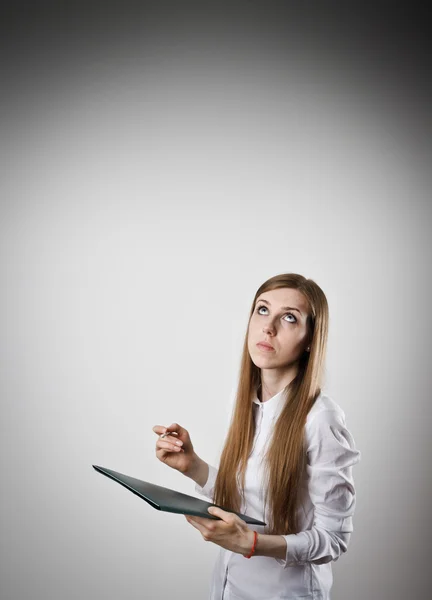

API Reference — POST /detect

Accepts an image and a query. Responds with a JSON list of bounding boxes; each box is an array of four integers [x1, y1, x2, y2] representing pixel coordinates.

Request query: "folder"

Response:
[[93, 465, 266, 526]]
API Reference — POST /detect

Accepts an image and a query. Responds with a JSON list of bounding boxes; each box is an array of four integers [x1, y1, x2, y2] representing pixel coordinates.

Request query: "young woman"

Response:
[[153, 273, 361, 600]]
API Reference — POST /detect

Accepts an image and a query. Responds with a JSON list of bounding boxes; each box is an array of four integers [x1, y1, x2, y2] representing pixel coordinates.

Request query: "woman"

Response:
[[153, 273, 361, 600]]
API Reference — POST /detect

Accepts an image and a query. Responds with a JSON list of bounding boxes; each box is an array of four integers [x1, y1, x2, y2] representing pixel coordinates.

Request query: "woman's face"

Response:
[[247, 287, 311, 370]]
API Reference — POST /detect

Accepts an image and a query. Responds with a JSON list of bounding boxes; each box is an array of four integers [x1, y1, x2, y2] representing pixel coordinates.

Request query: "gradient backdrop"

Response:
[[1, 2, 431, 599]]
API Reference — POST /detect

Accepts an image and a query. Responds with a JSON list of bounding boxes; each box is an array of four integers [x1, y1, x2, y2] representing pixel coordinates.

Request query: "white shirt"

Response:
[[194, 387, 361, 600]]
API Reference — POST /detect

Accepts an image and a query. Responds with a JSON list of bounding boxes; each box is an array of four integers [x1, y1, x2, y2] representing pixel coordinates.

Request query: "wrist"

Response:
[[184, 453, 199, 477], [249, 534, 287, 560], [243, 530, 258, 558], [185, 454, 208, 487]]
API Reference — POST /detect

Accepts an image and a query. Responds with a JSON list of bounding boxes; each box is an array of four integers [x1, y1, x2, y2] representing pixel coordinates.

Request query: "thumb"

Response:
[[208, 506, 239, 525], [166, 422, 183, 435], [208, 506, 225, 517]]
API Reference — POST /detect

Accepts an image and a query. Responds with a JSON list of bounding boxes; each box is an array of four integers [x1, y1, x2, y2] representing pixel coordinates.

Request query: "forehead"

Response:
[[256, 288, 309, 314]]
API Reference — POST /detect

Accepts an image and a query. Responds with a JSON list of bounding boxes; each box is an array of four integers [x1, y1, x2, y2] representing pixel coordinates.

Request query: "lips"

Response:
[[257, 342, 274, 350]]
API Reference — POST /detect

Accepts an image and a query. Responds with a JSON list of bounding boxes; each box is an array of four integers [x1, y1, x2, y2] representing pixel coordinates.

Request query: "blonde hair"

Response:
[[212, 273, 329, 535]]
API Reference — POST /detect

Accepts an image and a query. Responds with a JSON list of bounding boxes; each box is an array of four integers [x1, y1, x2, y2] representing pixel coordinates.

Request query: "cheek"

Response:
[[248, 320, 257, 336], [278, 329, 303, 348], [247, 324, 260, 347]]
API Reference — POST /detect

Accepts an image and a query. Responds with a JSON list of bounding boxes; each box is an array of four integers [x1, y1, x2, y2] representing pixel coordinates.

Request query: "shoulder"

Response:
[[305, 391, 346, 429], [304, 391, 362, 465]]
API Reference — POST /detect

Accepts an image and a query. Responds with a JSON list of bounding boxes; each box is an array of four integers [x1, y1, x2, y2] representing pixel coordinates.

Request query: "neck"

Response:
[[259, 364, 298, 402]]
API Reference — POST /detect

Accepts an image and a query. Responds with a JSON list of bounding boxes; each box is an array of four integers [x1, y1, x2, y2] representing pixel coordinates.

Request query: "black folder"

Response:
[[93, 465, 266, 526]]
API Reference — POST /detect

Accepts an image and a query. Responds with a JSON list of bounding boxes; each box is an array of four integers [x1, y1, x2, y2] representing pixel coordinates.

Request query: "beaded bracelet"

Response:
[[244, 531, 258, 558]]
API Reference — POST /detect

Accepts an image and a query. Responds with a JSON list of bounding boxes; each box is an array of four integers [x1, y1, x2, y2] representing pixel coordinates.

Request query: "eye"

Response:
[[256, 305, 297, 323]]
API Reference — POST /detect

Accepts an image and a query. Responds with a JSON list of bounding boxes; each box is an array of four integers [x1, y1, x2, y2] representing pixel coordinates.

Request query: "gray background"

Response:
[[1, 2, 431, 599]]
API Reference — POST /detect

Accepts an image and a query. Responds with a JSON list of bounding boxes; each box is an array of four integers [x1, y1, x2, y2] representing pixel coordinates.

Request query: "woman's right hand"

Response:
[[152, 422, 196, 475]]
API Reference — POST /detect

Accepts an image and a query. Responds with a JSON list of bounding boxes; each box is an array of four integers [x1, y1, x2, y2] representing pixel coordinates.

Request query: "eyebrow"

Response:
[[255, 298, 303, 316]]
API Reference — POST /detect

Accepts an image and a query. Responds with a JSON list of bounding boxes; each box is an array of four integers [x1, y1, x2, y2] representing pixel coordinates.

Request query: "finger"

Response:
[[157, 440, 182, 452], [186, 514, 207, 524], [152, 426, 167, 435], [185, 516, 198, 528], [152, 426, 180, 442], [159, 434, 182, 445], [164, 423, 184, 438], [165, 435, 182, 444], [207, 506, 235, 524], [207, 506, 226, 520], [185, 516, 207, 535], [187, 515, 214, 531]]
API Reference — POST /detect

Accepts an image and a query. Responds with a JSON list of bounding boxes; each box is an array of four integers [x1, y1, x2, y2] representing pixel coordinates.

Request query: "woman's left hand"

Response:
[[184, 506, 255, 556]]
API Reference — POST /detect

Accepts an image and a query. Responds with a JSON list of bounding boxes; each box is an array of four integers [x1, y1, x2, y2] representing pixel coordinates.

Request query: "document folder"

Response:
[[93, 464, 266, 526]]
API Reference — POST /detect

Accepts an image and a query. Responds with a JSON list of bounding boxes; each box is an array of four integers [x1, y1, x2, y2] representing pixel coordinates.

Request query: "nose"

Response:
[[262, 323, 275, 335]]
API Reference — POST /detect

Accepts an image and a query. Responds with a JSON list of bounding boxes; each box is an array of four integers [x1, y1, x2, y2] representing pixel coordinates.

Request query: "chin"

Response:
[[250, 352, 273, 368]]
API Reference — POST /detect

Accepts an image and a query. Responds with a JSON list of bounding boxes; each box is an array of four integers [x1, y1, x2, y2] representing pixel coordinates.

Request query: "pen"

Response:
[[160, 431, 178, 439]]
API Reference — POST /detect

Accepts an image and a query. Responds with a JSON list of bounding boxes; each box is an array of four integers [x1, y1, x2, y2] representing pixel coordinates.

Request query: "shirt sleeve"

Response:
[[275, 408, 361, 568], [195, 463, 219, 500]]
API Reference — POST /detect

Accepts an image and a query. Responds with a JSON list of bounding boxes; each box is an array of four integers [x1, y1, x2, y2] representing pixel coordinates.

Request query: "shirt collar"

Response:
[[252, 385, 287, 419]]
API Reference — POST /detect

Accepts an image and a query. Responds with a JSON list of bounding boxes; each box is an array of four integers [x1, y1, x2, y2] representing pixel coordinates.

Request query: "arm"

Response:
[[252, 534, 287, 560], [184, 454, 215, 496], [275, 408, 361, 568], [190, 460, 288, 561]]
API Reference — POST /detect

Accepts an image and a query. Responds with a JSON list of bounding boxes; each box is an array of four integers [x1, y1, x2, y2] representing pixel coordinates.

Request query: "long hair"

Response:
[[212, 273, 329, 535]]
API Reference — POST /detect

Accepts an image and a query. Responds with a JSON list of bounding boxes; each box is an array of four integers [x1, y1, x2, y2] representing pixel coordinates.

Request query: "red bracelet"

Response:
[[244, 531, 258, 559]]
